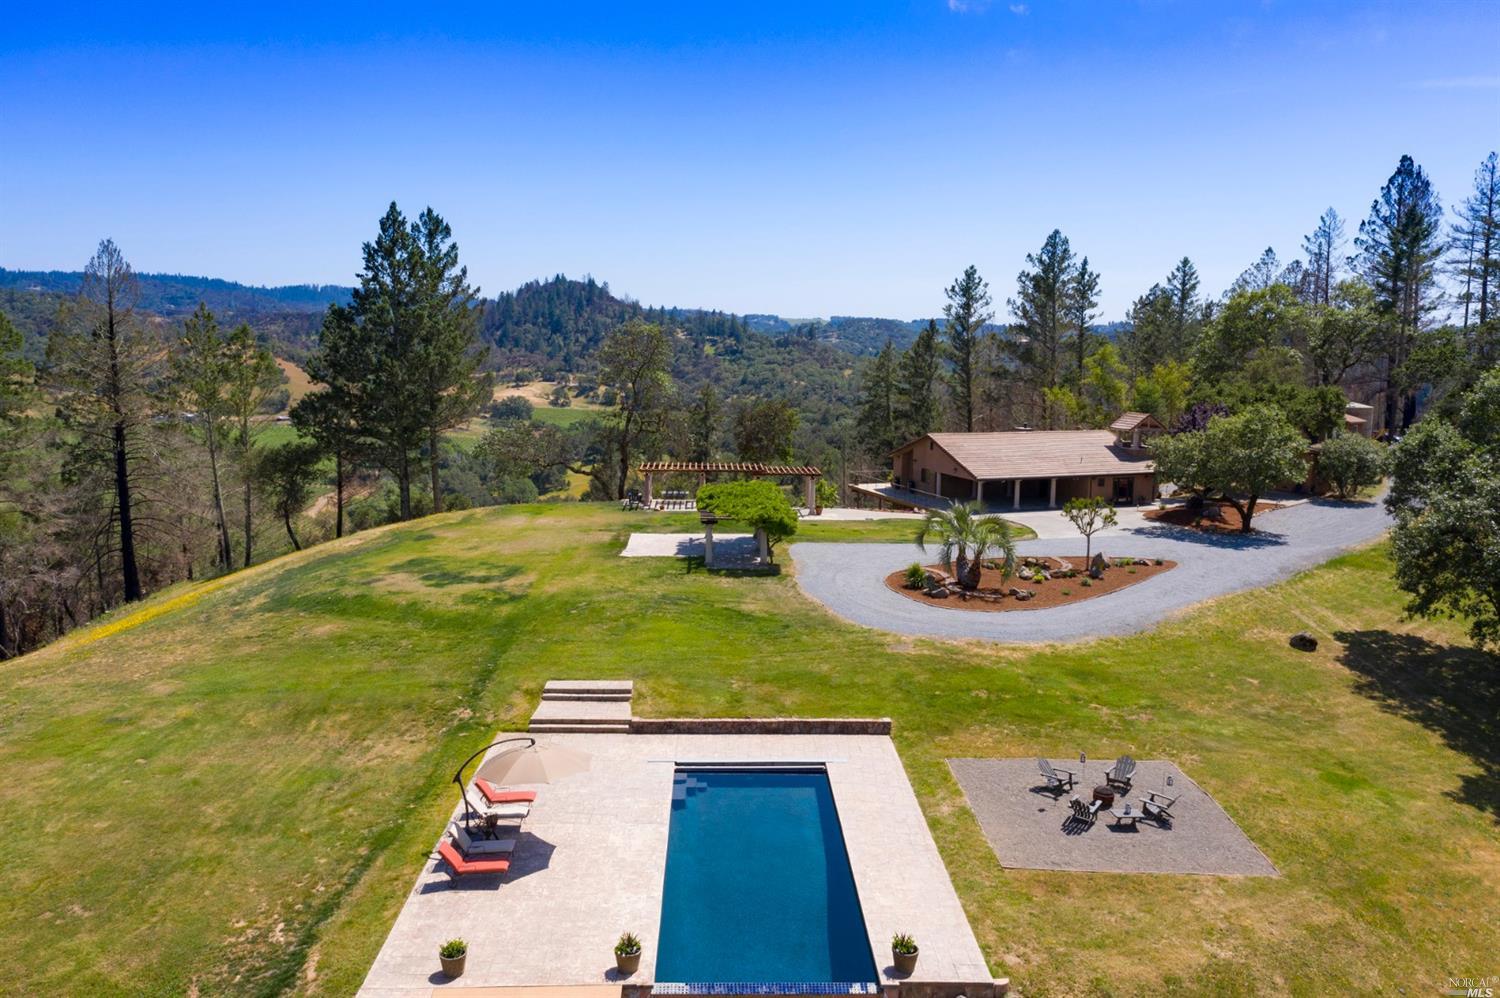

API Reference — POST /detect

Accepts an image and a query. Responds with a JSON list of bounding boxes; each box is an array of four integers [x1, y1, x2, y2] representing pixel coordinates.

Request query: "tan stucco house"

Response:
[[879, 412, 1163, 510]]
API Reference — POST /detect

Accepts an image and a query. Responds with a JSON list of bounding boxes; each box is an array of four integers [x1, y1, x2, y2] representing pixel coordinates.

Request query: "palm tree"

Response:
[[916, 501, 1016, 590]]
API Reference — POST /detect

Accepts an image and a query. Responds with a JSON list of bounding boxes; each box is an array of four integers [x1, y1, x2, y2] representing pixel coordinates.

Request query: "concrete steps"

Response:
[[530, 680, 634, 732]]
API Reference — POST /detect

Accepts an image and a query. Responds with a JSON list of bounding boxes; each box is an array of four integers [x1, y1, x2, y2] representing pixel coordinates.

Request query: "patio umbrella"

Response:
[[475, 740, 591, 786], [453, 736, 592, 832]]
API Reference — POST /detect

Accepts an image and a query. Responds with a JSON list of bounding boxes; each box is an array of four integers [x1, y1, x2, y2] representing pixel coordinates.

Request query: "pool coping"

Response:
[[358, 728, 1003, 998]]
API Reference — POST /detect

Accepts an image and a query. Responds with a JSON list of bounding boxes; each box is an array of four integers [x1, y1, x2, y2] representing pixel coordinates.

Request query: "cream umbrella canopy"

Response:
[[454, 736, 591, 830], [475, 739, 591, 785]]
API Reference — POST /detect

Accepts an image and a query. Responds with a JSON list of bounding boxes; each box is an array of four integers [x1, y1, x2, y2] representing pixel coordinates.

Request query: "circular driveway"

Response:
[[789, 499, 1391, 643]]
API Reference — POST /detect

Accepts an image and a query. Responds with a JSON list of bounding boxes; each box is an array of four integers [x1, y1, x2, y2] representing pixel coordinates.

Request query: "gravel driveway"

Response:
[[789, 498, 1391, 642]]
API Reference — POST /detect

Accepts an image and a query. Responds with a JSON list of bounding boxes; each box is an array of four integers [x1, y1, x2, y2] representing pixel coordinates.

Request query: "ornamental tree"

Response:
[[1151, 405, 1306, 531], [1062, 496, 1117, 563], [696, 480, 799, 562], [1316, 432, 1387, 499]]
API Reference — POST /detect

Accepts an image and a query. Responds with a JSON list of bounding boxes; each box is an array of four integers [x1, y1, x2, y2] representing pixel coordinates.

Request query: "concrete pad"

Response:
[[948, 758, 1277, 877], [360, 733, 992, 994], [528, 699, 632, 724], [618, 533, 753, 558]]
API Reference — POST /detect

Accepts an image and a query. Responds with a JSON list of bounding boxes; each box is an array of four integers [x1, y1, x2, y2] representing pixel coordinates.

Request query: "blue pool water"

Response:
[[655, 768, 878, 988]]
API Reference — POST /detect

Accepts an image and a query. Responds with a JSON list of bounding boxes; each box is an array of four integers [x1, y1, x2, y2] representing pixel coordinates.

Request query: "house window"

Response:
[[920, 468, 928, 483], [927, 441, 933, 451], [1096, 478, 1106, 487]]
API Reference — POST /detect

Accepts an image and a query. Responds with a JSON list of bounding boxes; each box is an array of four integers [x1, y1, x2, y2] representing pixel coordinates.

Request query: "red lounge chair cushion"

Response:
[[475, 778, 537, 806], [438, 838, 510, 876]]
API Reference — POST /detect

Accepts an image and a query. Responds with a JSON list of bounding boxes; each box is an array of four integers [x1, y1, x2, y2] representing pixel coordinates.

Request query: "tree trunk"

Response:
[[206, 427, 232, 568], [242, 471, 253, 568], [334, 451, 345, 539], [113, 421, 143, 602], [398, 450, 412, 519], [1239, 495, 1258, 533], [429, 426, 443, 514], [283, 511, 301, 551]]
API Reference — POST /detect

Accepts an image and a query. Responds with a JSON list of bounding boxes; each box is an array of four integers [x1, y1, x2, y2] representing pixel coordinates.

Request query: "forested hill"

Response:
[[0, 267, 351, 315]]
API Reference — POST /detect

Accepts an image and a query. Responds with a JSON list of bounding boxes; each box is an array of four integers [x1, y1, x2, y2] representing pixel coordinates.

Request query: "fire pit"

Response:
[[1092, 785, 1117, 807]]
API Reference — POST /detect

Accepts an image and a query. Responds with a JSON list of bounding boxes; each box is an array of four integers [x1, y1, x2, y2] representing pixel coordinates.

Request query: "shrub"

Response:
[[1318, 431, 1387, 499], [440, 939, 467, 959], [1061, 588, 1071, 595], [903, 563, 928, 589], [1081, 578, 1092, 587], [615, 932, 642, 957], [892, 932, 918, 955], [490, 396, 534, 422], [815, 479, 839, 509]]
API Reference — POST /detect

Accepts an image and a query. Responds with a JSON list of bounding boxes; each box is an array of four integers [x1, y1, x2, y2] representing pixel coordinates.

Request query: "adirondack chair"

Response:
[[1068, 795, 1101, 824], [1104, 755, 1137, 790], [1140, 790, 1178, 822], [1037, 758, 1076, 795]]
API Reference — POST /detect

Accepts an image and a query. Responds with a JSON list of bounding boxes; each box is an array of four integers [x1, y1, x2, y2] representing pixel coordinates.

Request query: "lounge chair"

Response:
[[1037, 758, 1077, 795], [1103, 755, 1137, 790], [1068, 795, 1101, 824], [450, 821, 516, 856], [474, 778, 537, 807], [437, 838, 511, 878], [1140, 790, 1178, 822]]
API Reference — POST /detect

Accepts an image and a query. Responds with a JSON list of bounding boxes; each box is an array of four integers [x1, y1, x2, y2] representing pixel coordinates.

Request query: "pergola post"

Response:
[[1013, 478, 1022, 510], [703, 520, 715, 568], [644, 472, 654, 504], [1049, 477, 1057, 508], [804, 476, 817, 512]]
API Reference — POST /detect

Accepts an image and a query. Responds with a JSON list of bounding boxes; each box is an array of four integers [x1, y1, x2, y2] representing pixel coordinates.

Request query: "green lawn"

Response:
[[0, 504, 1493, 995]]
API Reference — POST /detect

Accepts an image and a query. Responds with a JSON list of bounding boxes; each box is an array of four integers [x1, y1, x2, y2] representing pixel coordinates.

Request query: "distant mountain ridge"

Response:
[[0, 267, 352, 316]]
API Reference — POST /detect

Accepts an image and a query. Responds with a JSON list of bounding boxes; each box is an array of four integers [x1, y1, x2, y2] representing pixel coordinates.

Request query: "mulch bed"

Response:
[[1144, 499, 1283, 533], [884, 555, 1176, 612]]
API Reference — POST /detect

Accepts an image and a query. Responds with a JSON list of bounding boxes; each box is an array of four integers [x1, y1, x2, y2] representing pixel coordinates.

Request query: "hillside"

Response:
[[0, 504, 1493, 994]]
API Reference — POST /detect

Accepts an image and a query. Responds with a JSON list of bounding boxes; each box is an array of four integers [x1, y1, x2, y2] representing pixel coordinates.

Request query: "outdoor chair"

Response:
[[1140, 790, 1178, 823], [450, 820, 516, 856], [437, 838, 511, 878], [1068, 795, 1101, 824], [1104, 755, 1137, 790], [474, 778, 537, 807], [1037, 757, 1077, 795]]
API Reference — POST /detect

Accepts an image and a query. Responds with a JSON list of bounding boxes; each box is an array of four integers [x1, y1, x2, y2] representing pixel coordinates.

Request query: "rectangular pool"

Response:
[[655, 767, 878, 990]]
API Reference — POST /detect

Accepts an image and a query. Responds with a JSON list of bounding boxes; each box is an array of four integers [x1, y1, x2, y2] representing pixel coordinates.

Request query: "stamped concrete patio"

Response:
[[361, 731, 996, 996], [948, 758, 1277, 877]]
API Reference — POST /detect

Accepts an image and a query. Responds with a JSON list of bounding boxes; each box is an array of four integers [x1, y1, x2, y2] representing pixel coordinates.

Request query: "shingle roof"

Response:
[[1109, 411, 1162, 433], [917, 431, 1154, 480]]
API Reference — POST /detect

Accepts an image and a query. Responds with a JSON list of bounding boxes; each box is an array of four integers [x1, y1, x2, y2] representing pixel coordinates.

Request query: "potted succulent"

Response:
[[614, 931, 642, 976], [438, 938, 467, 979], [891, 932, 918, 974]]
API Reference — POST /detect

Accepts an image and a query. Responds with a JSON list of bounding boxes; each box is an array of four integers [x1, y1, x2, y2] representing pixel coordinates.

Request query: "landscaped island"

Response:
[[886, 555, 1175, 611]]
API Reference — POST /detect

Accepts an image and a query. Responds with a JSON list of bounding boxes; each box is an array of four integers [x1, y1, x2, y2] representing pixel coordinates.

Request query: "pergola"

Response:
[[637, 460, 823, 510]]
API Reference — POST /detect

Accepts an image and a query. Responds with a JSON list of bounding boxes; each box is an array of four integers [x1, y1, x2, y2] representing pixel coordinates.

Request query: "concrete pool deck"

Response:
[[359, 731, 996, 996]]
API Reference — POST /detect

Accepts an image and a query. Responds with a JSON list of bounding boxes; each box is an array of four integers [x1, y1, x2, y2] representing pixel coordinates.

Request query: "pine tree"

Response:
[[1229, 247, 1281, 295], [1007, 230, 1077, 394], [408, 208, 492, 514], [942, 265, 993, 432], [291, 387, 363, 538], [856, 341, 899, 460], [171, 303, 234, 568], [1355, 155, 1445, 432], [1452, 151, 1499, 329], [1302, 209, 1345, 306], [1123, 257, 1201, 374], [223, 323, 280, 567], [44, 240, 159, 603], [687, 384, 724, 462], [1066, 256, 1101, 382], [896, 320, 942, 442]]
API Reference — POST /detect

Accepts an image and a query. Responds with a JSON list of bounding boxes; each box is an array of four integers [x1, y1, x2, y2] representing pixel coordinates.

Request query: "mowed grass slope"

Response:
[[0, 505, 1494, 995]]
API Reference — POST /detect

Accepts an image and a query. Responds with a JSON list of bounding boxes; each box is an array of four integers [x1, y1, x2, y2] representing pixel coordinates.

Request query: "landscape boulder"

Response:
[[1289, 631, 1318, 652], [1089, 553, 1108, 579]]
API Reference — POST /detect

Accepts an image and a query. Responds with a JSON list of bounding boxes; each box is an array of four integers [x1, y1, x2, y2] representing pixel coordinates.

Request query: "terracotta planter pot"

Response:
[[439, 951, 466, 979], [615, 949, 641, 976], [892, 945, 918, 975]]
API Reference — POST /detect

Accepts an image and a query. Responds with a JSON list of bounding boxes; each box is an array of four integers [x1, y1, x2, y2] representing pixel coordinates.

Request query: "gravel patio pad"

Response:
[[948, 758, 1278, 876]]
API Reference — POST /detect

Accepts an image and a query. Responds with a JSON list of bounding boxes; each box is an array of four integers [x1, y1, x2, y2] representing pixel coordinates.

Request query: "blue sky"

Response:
[[2, 2, 1496, 319]]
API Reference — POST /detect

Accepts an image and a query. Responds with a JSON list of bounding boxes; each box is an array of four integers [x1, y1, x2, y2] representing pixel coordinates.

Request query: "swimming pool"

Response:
[[655, 766, 878, 991]]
